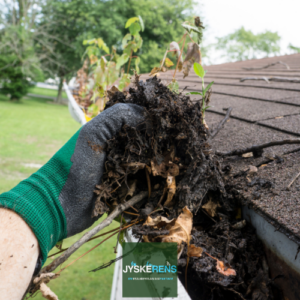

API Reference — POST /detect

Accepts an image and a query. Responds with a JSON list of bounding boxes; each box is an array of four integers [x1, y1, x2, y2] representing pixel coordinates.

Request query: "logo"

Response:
[[122, 243, 178, 297]]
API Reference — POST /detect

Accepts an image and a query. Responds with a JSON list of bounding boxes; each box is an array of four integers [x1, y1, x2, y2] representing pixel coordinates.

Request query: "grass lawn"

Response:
[[28, 86, 68, 99], [0, 94, 118, 299]]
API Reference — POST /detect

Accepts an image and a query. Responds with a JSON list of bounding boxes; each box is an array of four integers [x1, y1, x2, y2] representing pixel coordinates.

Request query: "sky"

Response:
[[195, 0, 300, 64]]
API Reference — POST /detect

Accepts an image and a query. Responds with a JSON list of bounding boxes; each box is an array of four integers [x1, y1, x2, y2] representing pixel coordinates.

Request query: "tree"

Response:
[[0, 0, 54, 100], [39, 0, 195, 103], [215, 27, 281, 62], [288, 44, 300, 53]]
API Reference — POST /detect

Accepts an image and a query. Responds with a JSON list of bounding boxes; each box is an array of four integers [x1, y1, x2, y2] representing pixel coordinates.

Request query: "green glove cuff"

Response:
[[0, 129, 80, 265]]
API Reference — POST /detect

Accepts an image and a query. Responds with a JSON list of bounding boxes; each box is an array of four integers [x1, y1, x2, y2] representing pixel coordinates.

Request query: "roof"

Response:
[[141, 53, 300, 243]]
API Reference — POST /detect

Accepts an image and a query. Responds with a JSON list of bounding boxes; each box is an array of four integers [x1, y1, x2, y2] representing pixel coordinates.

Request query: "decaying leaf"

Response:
[[151, 160, 179, 178], [144, 215, 175, 227], [121, 162, 146, 174], [164, 176, 176, 207], [170, 41, 183, 71], [202, 198, 220, 217], [183, 43, 201, 78], [149, 67, 161, 77], [107, 85, 121, 98], [118, 179, 137, 202], [187, 244, 203, 257], [161, 207, 192, 248], [164, 57, 174, 68], [216, 260, 236, 277], [144, 206, 193, 253]]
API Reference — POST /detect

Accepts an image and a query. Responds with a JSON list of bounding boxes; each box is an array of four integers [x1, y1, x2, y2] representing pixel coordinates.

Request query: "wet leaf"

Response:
[[216, 260, 237, 276], [169, 41, 183, 71], [183, 43, 201, 78], [187, 244, 203, 257], [151, 159, 179, 178], [125, 17, 139, 28]]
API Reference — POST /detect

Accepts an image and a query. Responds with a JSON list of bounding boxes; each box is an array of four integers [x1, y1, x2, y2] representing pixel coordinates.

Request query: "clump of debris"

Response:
[[93, 76, 281, 300]]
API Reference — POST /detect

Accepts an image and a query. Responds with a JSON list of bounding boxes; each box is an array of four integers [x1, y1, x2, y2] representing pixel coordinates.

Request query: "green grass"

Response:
[[0, 93, 118, 299], [32, 217, 119, 300], [28, 86, 68, 99]]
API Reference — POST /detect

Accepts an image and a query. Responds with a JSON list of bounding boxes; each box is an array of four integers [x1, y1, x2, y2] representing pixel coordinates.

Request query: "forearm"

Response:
[[0, 208, 39, 300]]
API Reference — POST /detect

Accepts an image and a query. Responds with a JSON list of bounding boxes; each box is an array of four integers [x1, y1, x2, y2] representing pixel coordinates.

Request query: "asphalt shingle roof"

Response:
[[141, 53, 300, 243]]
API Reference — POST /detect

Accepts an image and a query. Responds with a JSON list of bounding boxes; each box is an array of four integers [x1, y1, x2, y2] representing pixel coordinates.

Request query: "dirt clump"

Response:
[[93, 76, 281, 300]]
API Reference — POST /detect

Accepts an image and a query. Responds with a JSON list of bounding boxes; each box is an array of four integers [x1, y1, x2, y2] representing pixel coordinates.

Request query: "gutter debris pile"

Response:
[[94, 76, 280, 300]]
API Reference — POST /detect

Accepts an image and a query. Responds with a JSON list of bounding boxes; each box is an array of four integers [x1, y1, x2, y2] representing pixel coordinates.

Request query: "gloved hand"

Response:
[[0, 103, 145, 265]]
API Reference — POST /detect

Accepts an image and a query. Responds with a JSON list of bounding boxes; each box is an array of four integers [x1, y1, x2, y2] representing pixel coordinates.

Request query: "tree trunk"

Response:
[[55, 76, 64, 104]]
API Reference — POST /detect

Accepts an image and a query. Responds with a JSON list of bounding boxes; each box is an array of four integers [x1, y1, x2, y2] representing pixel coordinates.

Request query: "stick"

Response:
[[240, 76, 300, 83], [287, 171, 300, 190], [209, 107, 232, 139], [216, 139, 300, 157], [242, 61, 290, 71], [40, 191, 148, 274]]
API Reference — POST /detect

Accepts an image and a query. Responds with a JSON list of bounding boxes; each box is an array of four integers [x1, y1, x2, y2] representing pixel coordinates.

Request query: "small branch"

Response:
[[240, 77, 270, 83], [243, 61, 290, 71], [209, 107, 232, 139], [40, 191, 147, 274], [287, 171, 300, 190], [216, 139, 300, 157], [240, 76, 300, 83]]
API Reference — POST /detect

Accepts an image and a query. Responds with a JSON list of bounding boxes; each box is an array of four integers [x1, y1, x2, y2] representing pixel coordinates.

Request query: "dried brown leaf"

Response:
[[149, 67, 161, 77], [164, 176, 176, 207], [107, 85, 121, 98], [183, 43, 201, 78], [144, 215, 175, 228], [161, 206, 193, 250], [202, 199, 220, 217], [187, 244, 203, 257]]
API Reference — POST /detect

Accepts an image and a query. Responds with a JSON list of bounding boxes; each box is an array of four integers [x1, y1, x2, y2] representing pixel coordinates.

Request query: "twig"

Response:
[[216, 139, 300, 157], [242, 61, 290, 71], [287, 170, 300, 190], [114, 214, 123, 253], [57, 231, 119, 273], [225, 288, 247, 300], [240, 76, 300, 83], [209, 107, 232, 139], [40, 191, 148, 274], [48, 226, 121, 258]]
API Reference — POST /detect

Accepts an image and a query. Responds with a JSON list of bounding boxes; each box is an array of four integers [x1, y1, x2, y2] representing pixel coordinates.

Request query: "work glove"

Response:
[[0, 103, 145, 265]]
